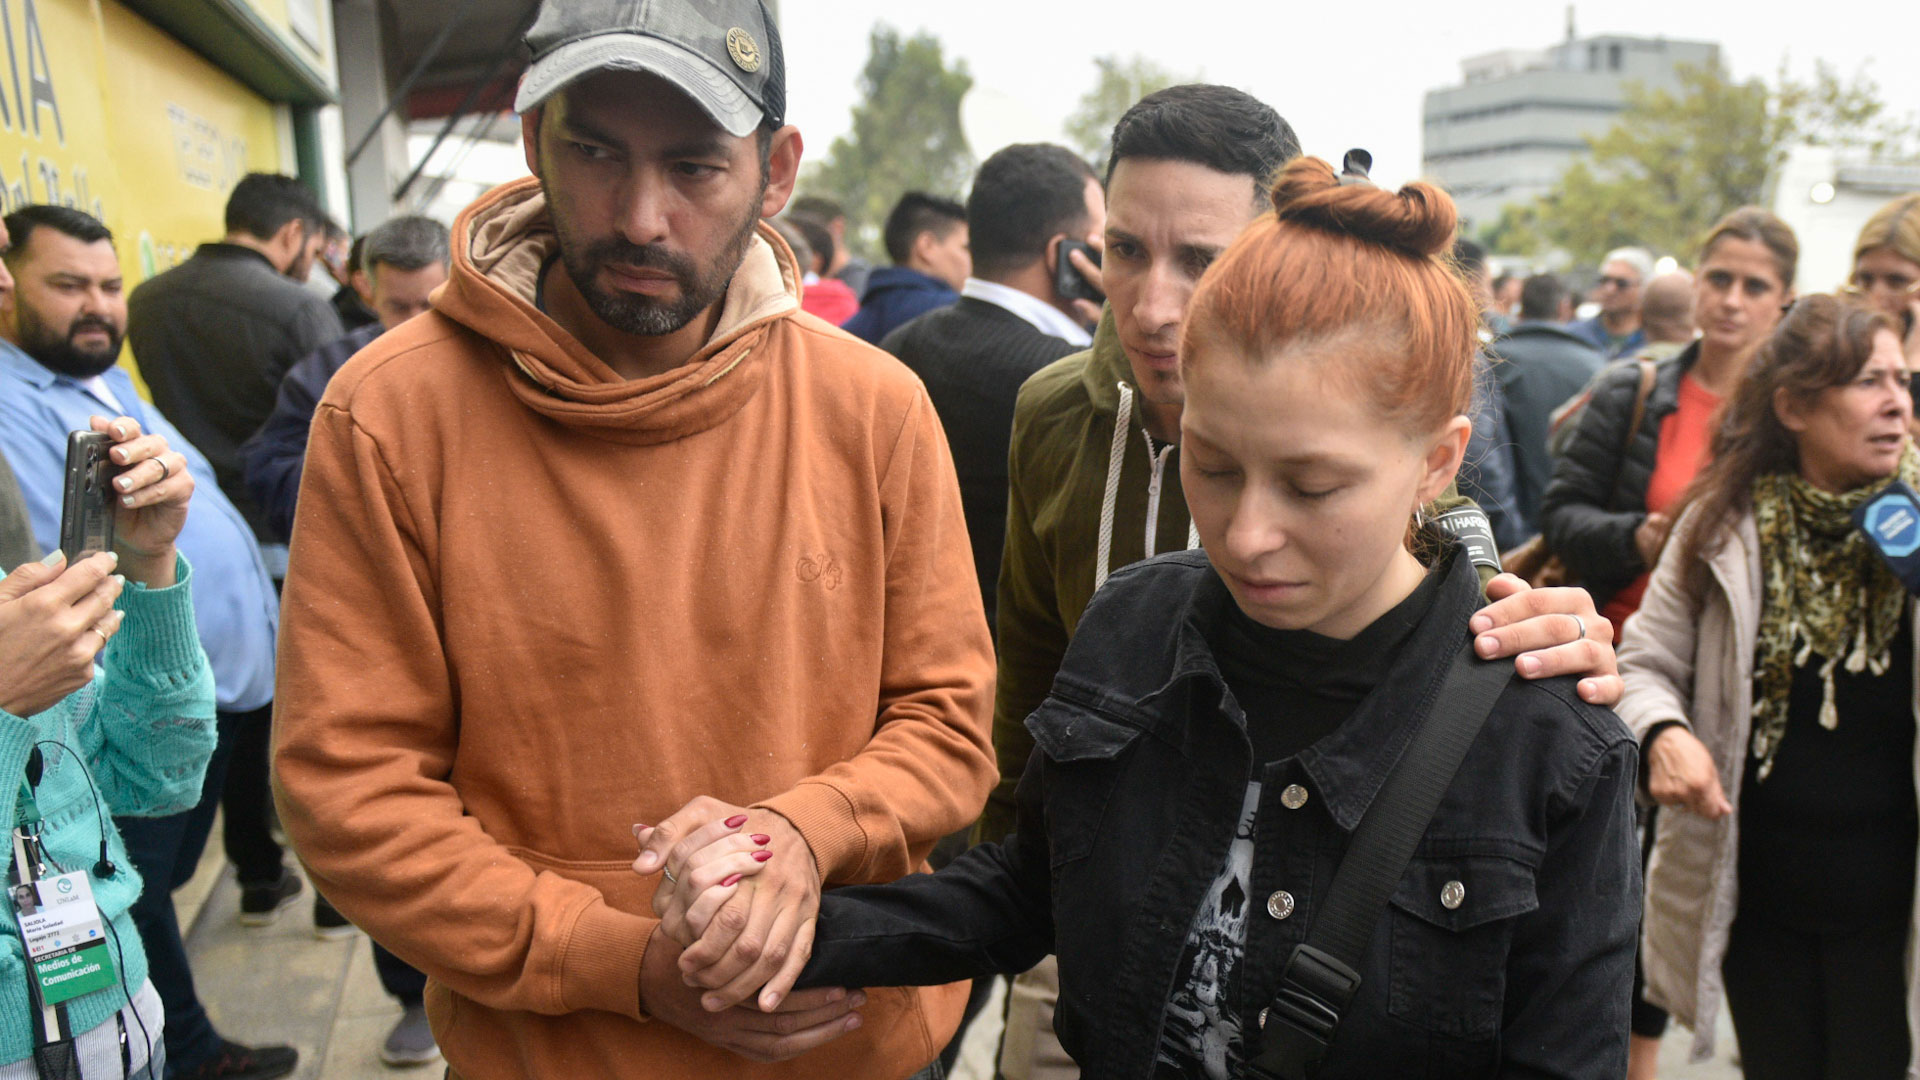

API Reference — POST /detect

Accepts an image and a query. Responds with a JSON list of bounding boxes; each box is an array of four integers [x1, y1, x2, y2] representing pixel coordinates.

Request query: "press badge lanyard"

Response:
[[11, 749, 122, 1079]]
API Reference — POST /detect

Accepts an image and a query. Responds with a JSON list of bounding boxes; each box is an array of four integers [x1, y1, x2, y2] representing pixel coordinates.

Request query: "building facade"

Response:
[[1422, 33, 1719, 233], [13, 0, 344, 390]]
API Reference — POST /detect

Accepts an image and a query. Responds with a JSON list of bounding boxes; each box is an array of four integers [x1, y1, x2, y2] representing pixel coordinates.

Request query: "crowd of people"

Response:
[[1, 0, 1919, 1078]]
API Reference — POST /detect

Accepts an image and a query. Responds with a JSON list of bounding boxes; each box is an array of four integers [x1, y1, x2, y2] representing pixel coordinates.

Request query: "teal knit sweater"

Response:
[[0, 555, 215, 1062]]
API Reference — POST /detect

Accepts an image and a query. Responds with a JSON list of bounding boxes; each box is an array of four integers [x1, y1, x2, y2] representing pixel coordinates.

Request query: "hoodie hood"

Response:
[[1078, 307, 1136, 415], [857, 265, 952, 303], [434, 176, 802, 445]]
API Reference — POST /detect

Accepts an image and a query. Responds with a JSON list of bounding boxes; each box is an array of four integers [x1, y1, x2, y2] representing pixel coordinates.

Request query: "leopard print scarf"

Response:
[[1749, 445, 1919, 781]]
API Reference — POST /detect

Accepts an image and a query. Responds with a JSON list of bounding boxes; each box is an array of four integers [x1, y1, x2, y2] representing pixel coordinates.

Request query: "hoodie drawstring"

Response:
[[1094, 382, 1201, 592], [1095, 383, 1132, 590]]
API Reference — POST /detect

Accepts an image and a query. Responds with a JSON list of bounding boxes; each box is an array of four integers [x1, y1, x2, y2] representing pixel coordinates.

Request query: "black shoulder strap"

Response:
[[1249, 640, 1513, 1080]]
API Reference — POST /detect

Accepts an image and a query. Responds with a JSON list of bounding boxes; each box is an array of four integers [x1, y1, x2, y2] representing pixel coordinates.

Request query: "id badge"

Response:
[[13, 871, 118, 1006]]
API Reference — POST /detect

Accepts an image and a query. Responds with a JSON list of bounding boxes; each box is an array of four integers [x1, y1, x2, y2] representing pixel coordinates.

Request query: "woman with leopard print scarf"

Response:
[[1617, 294, 1919, 1079]]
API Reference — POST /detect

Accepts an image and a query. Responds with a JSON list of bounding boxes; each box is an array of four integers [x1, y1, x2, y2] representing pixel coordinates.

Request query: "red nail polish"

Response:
[[720, 873, 743, 887], [750, 834, 770, 845], [724, 814, 748, 829], [752, 850, 773, 862]]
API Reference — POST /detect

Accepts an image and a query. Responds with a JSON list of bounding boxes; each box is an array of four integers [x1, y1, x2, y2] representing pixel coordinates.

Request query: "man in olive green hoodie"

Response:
[[983, 85, 1629, 1080]]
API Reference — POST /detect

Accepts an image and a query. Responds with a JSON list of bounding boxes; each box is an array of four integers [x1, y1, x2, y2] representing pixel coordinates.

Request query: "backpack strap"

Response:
[[1247, 640, 1512, 1080]]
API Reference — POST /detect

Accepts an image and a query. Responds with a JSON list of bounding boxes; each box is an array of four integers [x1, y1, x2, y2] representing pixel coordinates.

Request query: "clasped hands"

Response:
[[633, 796, 861, 1062]]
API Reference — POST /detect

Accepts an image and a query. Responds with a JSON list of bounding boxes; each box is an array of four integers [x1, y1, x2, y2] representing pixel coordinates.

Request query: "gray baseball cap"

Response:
[[515, 0, 786, 139]]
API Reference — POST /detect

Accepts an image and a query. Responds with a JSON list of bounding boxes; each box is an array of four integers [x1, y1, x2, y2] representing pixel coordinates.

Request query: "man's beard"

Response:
[[549, 188, 764, 337], [18, 307, 123, 379]]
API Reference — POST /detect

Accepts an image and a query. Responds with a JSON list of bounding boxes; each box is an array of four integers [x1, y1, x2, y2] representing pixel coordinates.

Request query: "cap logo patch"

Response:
[[726, 27, 760, 72]]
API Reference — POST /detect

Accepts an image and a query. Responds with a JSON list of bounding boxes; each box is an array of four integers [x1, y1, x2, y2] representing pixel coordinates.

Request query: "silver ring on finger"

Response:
[[1566, 613, 1587, 646], [662, 867, 678, 885], [90, 627, 110, 647], [155, 457, 171, 482]]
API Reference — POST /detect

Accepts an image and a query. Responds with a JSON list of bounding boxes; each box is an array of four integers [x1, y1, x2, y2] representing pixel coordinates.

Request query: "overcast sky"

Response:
[[776, 1, 1918, 190]]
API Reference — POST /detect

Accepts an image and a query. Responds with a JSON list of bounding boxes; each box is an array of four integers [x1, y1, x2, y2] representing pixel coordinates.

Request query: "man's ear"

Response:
[[522, 107, 544, 180], [908, 228, 942, 272], [272, 219, 306, 268], [758, 126, 803, 220]]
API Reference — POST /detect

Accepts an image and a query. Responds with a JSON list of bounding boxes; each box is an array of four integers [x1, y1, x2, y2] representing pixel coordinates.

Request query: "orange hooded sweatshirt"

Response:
[[272, 177, 995, 1078]]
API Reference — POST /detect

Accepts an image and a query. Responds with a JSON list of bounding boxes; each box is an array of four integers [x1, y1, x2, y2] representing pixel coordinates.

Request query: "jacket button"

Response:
[[1280, 784, 1309, 810], [1259, 1006, 1270, 1030], [1266, 890, 1295, 920], [1441, 880, 1466, 910]]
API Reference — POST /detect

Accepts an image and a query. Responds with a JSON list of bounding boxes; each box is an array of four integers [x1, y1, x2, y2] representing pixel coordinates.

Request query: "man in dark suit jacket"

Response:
[[881, 144, 1106, 633], [127, 173, 343, 549], [1494, 272, 1606, 535]]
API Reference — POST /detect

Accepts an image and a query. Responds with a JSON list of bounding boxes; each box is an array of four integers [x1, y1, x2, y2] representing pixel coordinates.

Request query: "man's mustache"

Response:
[[586, 239, 696, 281], [68, 316, 122, 343]]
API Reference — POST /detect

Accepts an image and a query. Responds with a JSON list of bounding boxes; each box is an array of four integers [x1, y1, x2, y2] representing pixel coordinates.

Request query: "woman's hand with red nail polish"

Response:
[[642, 797, 785, 949]]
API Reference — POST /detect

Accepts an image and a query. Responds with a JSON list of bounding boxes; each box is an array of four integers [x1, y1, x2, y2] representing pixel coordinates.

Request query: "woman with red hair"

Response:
[[651, 158, 1641, 1078]]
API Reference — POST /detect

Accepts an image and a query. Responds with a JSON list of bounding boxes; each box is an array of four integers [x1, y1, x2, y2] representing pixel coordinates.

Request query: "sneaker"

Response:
[[174, 1040, 298, 1080], [312, 892, 356, 940], [236, 869, 303, 927], [380, 1003, 442, 1068]]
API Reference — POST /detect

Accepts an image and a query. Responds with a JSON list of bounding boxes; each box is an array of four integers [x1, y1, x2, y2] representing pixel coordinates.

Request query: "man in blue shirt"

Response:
[[0, 206, 297, 1080], [1568, 246, 1654, 360]]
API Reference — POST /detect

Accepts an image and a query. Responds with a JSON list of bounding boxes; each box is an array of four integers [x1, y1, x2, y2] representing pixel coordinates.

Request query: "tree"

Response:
[[1064, 55, 1197, 165], [1477, 202, 1544, 258], [801, 26, 973, 259], [1522, 60, 1918, 265]]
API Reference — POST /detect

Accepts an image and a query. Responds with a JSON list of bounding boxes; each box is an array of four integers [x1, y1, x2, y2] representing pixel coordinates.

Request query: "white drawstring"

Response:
[[1095, 381, 1204, 592], [1095, 382, 1132, 590]]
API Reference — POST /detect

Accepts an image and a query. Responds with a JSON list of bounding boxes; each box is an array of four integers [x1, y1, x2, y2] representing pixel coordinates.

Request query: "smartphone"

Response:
[[1055, 239, 1105, 304], [58, 431, 121, 563]]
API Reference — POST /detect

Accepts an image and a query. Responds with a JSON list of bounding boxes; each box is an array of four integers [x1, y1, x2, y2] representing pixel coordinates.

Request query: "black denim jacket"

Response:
[[803, 549, 1640, 1078]]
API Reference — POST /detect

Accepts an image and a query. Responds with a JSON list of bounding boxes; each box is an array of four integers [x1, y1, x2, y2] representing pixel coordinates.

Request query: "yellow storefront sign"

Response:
[[0, 0, 283, 290]]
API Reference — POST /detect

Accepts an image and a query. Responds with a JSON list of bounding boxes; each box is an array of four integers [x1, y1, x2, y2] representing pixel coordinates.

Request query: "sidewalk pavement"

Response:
[[176, 853, 431, 1078], [176, 849, 1741, 1079]]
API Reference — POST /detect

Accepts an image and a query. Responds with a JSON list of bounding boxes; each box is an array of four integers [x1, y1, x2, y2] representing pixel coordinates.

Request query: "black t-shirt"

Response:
[[1152, 569, 1448, 1079], [1739, 610, 1917, 931]]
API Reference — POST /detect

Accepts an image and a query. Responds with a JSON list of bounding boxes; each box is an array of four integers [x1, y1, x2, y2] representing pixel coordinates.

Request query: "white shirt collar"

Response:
[[960, 278, 1093, 347]]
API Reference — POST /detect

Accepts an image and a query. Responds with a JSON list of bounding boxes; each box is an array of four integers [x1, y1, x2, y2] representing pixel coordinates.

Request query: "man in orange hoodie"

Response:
[[270, 2, 993, 1077]]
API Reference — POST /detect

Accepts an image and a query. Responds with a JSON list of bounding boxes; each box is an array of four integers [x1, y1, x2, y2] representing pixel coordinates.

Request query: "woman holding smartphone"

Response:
[[644, 159, 1642, 1078], [0, 415, 213, 1080]]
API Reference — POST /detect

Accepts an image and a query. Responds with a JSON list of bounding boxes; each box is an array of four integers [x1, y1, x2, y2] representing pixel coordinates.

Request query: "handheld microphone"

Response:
[[1853, 479, 1920, 595], [1430, 506, 1502, 575]]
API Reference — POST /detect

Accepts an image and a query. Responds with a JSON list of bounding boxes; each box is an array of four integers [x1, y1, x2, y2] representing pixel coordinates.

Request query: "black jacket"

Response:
[[237, 322, 385, 542], [1537, 345, 1696, 606], [128, 243, 345, 542], [804, 548, 1641, 1078], [882, 297, 1082, 631], [1491, 324, 1605, 535]]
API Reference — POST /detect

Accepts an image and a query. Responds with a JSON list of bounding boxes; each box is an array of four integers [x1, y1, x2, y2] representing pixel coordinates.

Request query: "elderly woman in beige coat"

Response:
[[1619, 295, 1920, 1080]]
